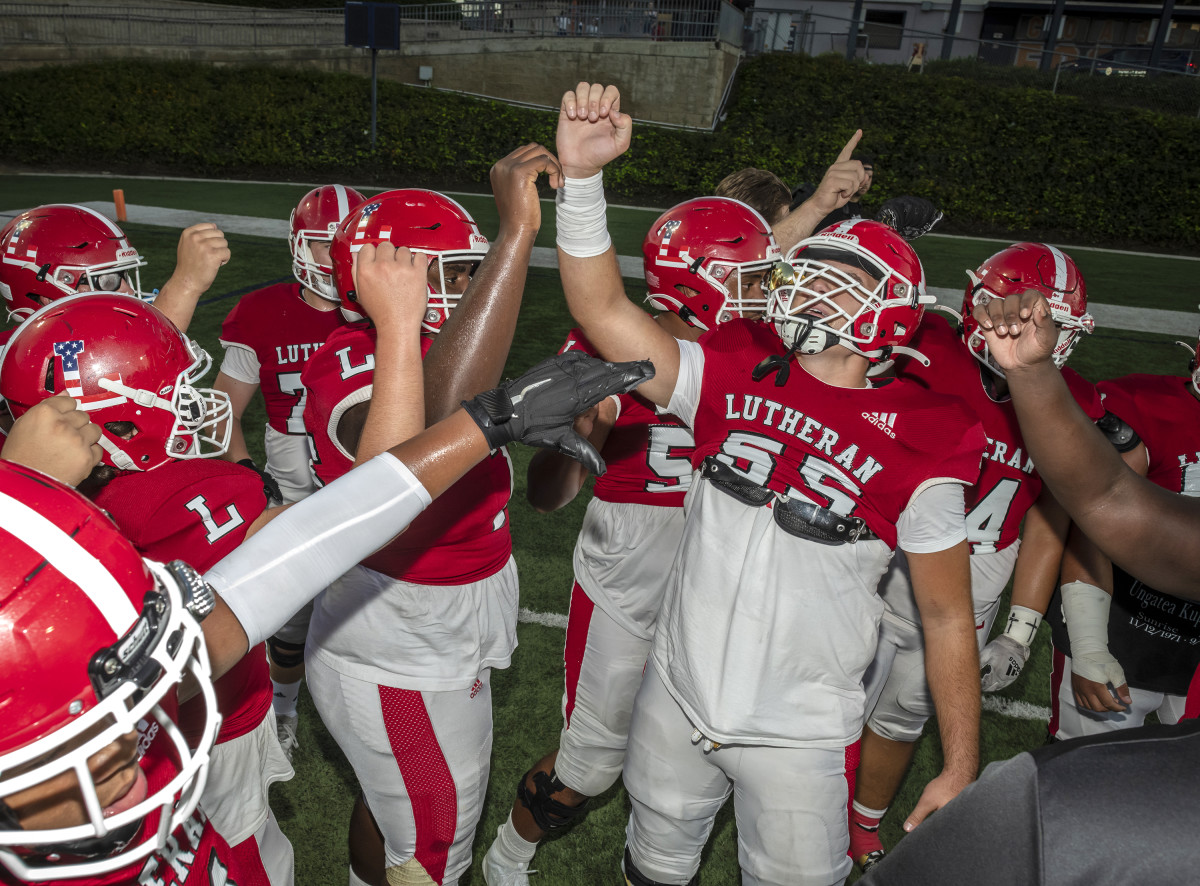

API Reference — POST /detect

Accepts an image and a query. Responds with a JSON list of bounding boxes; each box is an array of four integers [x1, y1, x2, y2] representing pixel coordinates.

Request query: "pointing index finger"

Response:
[[836, 129, 863, 164]]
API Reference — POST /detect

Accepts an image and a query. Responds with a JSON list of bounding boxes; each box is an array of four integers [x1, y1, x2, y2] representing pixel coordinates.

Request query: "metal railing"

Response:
[[0, 0, 741, 47]]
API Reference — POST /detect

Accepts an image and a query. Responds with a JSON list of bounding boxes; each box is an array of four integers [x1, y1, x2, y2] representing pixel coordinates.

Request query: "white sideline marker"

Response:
[[2, 201, 1193, 337]]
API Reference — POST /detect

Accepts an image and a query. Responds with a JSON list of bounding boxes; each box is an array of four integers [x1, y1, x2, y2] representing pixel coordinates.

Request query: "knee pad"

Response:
[[867, 705, 928, 743], [516, 767, 589, 832], [267, 635, 306, 668], [622, 847, 697, 886], [385, 857, 436, 886]]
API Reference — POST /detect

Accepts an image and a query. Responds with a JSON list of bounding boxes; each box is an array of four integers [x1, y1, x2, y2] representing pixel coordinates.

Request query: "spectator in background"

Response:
[[714, 168, 791, 225]]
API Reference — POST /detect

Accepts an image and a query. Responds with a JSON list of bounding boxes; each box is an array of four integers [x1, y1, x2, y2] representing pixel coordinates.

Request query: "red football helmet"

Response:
[[329, 189, 489, 331], [0, 460, 217, 881], [960, 242, 1094, 376], [0, 204, 146, 323], [290, 184, 367, 303], [0, 293, 231, 472], [766, 219, 932, 361], [643, 197, 782, 331]]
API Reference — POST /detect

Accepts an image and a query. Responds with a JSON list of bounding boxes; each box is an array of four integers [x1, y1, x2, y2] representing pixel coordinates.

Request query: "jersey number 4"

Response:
[[964, 477, 1020, 554]]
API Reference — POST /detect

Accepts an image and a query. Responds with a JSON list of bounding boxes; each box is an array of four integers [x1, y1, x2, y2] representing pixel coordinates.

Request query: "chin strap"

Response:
[[929, 303, 964, 324], [752, 344, 798, 387], [866, 343, 930, 368]]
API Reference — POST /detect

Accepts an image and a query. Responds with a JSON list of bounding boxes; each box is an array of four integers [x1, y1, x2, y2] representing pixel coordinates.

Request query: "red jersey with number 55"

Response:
[[302, 323, 513, 585], [689, 319, 987, 550], [93, 460, 271, 746], [892, 314, 1104, 554], [219, 281, 343, 435], [562, 328, 693, 508], [1097, 374, 1200, 495]]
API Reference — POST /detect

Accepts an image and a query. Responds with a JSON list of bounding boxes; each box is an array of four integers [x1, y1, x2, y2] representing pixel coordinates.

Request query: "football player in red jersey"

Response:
[[0, 203, 229, 336], [0, 311, 651, 886], [0, 293, 297, 885], [969, 292, 1200, 598], [553, 83, 985, 886], [847, 242, 1108, 871], [482, 197, 780, 884], [1034, 330, 1200, 739], [300, 145, 564, 886], [212, 183, 365, 761], [0, 459, 252, 886]]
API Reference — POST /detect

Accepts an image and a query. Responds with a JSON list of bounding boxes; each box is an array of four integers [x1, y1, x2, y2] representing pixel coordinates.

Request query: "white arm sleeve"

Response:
[[897, 481, 968, 554], [205, 452, 433, 647], [217, 342, 261, 385], [666, 338, 704, 428]]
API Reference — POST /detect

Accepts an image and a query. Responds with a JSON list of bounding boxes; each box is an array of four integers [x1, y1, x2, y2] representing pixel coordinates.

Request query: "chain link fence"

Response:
[[0, 0, 742, 47]]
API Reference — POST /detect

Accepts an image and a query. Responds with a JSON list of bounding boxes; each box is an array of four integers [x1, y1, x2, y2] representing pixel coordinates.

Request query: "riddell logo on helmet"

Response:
[[116, 247, 138, 260], [825, 231, 860, 244]]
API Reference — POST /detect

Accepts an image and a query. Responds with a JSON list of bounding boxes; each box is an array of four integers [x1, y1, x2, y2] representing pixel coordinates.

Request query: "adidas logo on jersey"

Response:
[[862, 412, 897, 438]]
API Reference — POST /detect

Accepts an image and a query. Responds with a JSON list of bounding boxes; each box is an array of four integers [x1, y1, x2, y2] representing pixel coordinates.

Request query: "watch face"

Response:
[[167, 560, 215, 622]]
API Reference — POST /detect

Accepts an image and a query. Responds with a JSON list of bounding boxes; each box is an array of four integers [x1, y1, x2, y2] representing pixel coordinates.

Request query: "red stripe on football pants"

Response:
[[378, 687, 457, 885], [563, 581, 596, 729]]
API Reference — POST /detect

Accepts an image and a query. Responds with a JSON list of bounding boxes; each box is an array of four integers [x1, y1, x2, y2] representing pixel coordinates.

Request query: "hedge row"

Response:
[[2, 56, 1198, 249]]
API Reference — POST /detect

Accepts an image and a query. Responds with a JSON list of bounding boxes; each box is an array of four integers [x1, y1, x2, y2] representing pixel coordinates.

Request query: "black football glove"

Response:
[[462, 351, 655, 476], [875, 195, 944, 241], [238, 458, 284, 506]]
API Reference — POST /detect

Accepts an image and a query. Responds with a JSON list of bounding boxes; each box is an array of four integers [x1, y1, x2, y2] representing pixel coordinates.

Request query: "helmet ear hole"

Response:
[[104, 420, 136, 440]]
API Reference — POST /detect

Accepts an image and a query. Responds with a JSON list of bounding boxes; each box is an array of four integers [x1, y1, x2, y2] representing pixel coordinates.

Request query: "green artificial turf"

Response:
[[8, 177, 1194, 885]]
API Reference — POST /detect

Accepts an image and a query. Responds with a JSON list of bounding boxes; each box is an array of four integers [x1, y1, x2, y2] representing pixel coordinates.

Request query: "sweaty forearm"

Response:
[[1006, 363, 1124, 521], [1006, 363, 1200, 597], [423, 228, 536, 423]]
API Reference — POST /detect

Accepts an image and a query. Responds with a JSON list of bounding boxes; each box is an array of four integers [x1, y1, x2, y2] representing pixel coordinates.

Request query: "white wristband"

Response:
[[555, 172, 612, 258], [1001, 604, 1043, 648], [205, 452, 432, 648], [1060, 581, 1112, 657]]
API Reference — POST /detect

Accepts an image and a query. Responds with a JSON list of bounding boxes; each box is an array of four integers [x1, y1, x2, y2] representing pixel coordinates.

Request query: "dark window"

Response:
[[863, 8, 905, 51]]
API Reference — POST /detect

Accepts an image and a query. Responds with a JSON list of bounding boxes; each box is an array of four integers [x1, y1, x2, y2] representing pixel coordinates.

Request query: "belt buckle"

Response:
[[846, 518, 867, 544]]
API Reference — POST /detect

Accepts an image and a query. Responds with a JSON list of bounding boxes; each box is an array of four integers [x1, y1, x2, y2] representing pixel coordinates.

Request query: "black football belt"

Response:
[[702, 456, 878, 546]]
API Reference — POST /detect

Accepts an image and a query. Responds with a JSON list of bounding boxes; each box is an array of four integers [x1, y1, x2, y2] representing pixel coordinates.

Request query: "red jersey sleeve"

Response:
[[301, 322, 378, 487]]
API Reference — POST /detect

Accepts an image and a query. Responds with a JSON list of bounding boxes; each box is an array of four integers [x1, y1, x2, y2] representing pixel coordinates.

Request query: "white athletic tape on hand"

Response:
[[1002, 604, 1043, 649], [555, 172, 612, 258], [1061, 580, 1127, 687]]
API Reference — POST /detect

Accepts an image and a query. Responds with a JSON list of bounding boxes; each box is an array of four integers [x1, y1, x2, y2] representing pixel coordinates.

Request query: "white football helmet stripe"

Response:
[[0, 491, 138, 632]]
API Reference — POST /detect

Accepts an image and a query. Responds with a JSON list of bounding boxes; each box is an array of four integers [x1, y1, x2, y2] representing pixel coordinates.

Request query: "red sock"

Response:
[[848, 801, 887, 861]]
